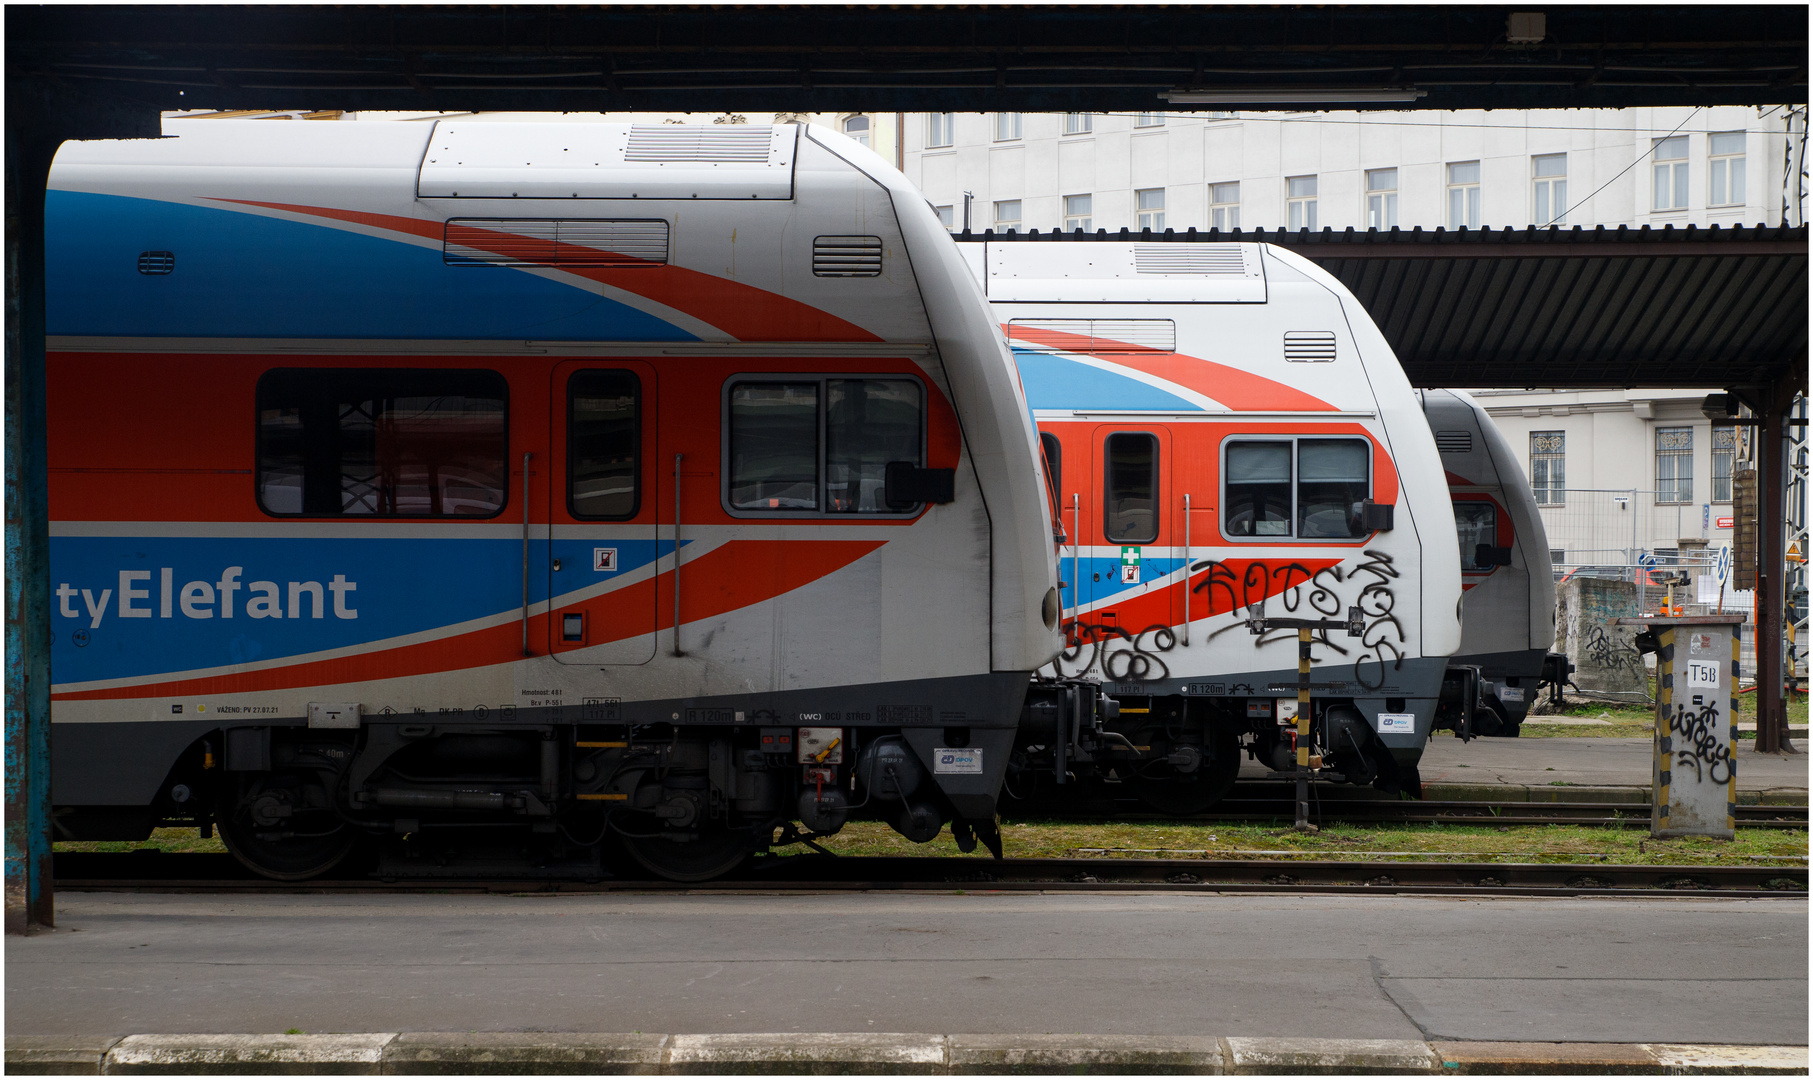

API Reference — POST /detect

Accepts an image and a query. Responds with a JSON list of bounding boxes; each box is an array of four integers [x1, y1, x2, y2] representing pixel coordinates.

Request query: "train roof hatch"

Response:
[[418, 122, 797, 200], [984, 241, 1265, 304]]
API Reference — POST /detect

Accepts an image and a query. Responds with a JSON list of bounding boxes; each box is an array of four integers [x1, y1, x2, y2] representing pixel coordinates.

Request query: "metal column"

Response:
[[1754, 367, 1807, 754]]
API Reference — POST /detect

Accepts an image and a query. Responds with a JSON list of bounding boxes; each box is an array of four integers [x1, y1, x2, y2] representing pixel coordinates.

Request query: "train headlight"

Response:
[[1041, 587, 1061, 630]]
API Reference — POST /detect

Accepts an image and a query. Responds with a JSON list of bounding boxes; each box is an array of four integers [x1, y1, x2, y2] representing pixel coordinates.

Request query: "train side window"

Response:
[[1224, 441, 1291, 536], [1454, 502, 1498, 570], [729, 382, 820, 510], [1103, 432, 1158, 543], [256, 368, 507, 518], [568, 370, 640, 519], [826, 379, 921, 512], [1296, 439, 1370, 538], [1039, 432, 1062, 499]]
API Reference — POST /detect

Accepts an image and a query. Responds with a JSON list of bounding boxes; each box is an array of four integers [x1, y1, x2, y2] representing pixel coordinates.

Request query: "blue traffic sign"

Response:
[[1716, 545, 1731, 583]]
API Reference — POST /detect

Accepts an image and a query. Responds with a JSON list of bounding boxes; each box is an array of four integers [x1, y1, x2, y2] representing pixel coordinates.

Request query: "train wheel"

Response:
[[216, 787, 357, 881], [1130, 731, 1241, 816], [619, 826, 755, 883]]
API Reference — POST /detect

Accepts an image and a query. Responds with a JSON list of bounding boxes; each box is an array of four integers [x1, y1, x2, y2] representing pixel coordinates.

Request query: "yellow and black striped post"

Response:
[[1297, 627, 1313, 829]]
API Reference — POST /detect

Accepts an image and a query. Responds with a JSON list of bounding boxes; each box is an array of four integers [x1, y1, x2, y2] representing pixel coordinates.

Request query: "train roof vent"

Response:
[[624, 125, 779, 163], [1009, 318, 1176, 353], [1283, 330, 1337, 362], [418, 122, 796, 200], [1133, 243, 1250, 276], [443, 219, 669, 267], [813, 235, 884, 277], [1434, 430, 1473, 454]]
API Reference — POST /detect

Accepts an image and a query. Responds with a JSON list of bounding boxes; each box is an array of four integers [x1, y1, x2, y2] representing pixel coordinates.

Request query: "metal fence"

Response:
[[1538, 488, 1757, 674]]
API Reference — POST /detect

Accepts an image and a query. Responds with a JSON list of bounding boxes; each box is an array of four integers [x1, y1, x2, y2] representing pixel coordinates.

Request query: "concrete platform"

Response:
[[9, 1032, 1806, 1074], [6, 892, 1805, 1048], [1238, 737, 1809, 803]]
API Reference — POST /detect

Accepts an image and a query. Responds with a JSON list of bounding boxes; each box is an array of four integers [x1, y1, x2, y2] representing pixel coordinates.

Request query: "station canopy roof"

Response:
[[970, 224, 1809, 391], [6, 4, 1807, 113]]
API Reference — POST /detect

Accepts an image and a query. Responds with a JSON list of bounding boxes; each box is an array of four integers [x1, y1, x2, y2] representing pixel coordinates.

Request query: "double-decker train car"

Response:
[[958, 239, 1463, 811], [1420, 388, 1565, 737], [45, 120, 1063, 881]]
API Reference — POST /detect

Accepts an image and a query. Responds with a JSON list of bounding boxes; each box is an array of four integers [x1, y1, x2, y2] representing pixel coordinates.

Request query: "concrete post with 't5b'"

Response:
[[1621, 615, 1744, 839]]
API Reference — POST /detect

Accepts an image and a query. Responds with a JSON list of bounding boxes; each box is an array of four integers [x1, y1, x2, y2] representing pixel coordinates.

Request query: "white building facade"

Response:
[[902, 107, 1805, 235]]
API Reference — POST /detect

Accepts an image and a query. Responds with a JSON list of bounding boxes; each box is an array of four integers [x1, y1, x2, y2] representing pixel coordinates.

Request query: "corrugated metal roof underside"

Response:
[[961, 225, 1808, 390]]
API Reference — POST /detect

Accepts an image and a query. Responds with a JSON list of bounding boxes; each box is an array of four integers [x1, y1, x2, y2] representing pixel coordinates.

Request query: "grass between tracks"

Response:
[[789, 819, 1807, 868], [60, 820, 1808, 871]]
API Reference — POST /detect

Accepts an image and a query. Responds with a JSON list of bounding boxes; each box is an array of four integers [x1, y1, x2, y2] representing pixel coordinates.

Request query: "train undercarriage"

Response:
[[72, 721, 1006, 883]]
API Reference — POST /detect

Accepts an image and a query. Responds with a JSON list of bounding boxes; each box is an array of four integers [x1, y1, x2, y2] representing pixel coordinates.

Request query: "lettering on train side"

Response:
[[54, 567, 359, 628]]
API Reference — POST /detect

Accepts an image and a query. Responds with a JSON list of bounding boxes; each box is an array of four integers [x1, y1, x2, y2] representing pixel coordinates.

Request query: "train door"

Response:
[[1088, 426, 1176, 631], [548, 360, 660, 664]]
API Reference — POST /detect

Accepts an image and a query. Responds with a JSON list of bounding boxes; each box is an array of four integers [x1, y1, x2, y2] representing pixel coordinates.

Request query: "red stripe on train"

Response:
[[1005, 323, 1338, 413], [211, 199, 883, 344]]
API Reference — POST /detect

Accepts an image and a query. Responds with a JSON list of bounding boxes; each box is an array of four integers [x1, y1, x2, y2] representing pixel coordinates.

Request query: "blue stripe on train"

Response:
[[1060, 555, 1185, 615], [50, 535, 676, 684], [46, 191, 698, 342], [1011, 351, 1201, 412]]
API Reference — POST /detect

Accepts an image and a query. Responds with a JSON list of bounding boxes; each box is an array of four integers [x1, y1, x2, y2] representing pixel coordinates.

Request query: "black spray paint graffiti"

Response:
[[1668, 702, 1733, 785], [1043, 550, 1405, 690], [1583, 625, 1645, 679]]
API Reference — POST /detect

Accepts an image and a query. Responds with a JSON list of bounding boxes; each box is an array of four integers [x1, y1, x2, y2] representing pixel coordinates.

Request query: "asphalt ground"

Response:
[[1374, 735, 1809, 799], [8, 891, 1805, 1046]]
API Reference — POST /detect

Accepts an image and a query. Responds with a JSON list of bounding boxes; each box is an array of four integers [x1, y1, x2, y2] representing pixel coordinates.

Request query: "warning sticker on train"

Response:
[[934, 748, 983, 774], [593, 548, 617, 572], [1120, 546, 1140, 584]]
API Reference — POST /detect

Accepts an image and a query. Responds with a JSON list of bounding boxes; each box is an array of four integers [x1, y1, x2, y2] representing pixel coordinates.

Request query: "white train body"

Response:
[[45, 120, 1060, 878], [959, 240, 1462, 802]]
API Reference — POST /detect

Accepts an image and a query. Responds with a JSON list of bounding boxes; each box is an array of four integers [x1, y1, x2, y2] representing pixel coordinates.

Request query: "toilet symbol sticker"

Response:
[[1120, 546, 1141, 584]]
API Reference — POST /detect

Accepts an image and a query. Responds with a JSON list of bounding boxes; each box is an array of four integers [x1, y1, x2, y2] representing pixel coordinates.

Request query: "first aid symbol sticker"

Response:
[[593, 548, 618, 572], [1120, 546, 1141, 584]]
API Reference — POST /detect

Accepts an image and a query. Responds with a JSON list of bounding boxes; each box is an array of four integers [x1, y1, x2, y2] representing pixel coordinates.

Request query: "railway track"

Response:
[[55, 851, 1807, 899]]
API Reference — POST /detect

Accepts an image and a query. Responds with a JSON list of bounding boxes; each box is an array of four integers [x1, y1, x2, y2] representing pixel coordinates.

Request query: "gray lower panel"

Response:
[[1101, 656, 1449, 764], [51, 672, 1033, 811]]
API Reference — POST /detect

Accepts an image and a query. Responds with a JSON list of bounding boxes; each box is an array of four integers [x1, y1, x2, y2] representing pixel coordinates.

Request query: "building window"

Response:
[[1064, 193, 1093, 232], [993, 112, 1022, 142], [1286, 175, 1317, 230], [1103, 432, 1159, 543], [1533, 153, 1567, 225], [257, 368, 509, 518], [993, 199, 1022, 232], [1136, 188, 1166, 231], [1709, 131, 1746, 207], [1365, 168, 1398, 229], [1447, 161, 1481, 228], [1653, 135, 1688, 210], [1210, 182, 1240, 230], [1207, 110, 1238, 120], [1712, 425, 1737, 502], [842, 115, 870, 148], [926, 113, 954, 149], [934, 205, 955, 231], [1223, 438, 1372, 539], [1134, 111, 1166, 128], [1656, 426, 1693, 503], [727, 378, 923, 515], [568, 369, 641, 520], [1530, 431, 1565, 506], [1064, 112, 1093, 135]]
